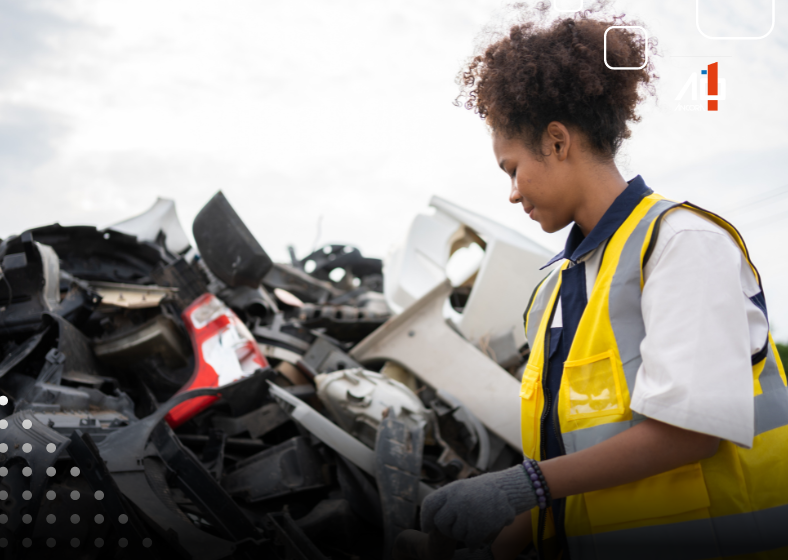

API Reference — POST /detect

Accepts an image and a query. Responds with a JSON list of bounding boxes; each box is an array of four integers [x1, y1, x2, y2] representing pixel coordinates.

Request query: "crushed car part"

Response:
[[268, 381, 433, 504], [315, 368, 428, 449], [299, 244, 383, 290], [166, 293, 269, 427], [383, 196, 552, 352], [251, 312, 314, 354], [351, 280, 523, 451], [262, 263, 342, 305], [10, 224, 175, 284], [90, 281, 176, 310], [109, 197, 192, 256], [93, 313, 190, 370], [192, 191, 273, 289], [375, 416, 425, 557], [0, 232, 81, 334], [222, 435, 328, 502], [211, 402, 290, 439], [301, 336, 361, 375], [150, 257, 209, 313]]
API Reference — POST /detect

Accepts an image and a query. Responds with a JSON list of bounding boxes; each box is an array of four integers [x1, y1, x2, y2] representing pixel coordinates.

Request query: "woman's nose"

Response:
[[509, 183, 522, 204]]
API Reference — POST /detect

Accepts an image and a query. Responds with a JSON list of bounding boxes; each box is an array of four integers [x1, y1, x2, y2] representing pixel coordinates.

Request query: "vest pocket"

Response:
[[520, 363, 542, 458], [583, 462, 710, 527], [563, 350, 625, 420]]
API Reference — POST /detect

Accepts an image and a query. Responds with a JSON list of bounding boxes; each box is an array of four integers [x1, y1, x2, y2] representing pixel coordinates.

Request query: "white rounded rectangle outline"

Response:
[[696, 0, 775, 40], [604, 26, 648, 70], [554, 0, 583, 13]]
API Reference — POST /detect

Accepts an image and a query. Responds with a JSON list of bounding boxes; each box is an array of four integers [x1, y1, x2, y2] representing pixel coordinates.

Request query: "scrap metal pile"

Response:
[[0, 192, 551, 559]]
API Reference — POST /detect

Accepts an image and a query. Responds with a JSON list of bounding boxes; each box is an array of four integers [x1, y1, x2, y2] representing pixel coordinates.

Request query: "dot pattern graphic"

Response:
[[0, 396, 8, 405], [0, 435, 155, 551], [0, 419, 7, 429], [22, 419, 31, 429]]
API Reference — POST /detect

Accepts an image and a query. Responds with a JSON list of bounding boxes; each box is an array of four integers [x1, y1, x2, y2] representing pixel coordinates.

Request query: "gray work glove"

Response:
[[420, 465, 536, 548]]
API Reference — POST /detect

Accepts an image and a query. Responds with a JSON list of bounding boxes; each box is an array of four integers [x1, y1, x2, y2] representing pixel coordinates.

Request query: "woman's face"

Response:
[[491, 130, 576, 233]]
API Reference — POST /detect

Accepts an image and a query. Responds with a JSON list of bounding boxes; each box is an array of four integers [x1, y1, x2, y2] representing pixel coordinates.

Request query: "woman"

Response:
[[415, 4, 788, 560]]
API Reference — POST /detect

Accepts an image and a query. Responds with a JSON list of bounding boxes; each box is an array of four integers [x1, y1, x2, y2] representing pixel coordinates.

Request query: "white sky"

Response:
[[1, 0, 788, 334]]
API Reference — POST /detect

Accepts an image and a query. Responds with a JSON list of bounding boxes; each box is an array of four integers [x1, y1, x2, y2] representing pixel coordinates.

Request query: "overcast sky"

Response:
[[1, 0, 787, 334]]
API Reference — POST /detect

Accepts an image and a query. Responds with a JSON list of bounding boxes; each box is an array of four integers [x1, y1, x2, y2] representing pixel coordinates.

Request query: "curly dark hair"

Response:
[[457, 2, 658, 158]]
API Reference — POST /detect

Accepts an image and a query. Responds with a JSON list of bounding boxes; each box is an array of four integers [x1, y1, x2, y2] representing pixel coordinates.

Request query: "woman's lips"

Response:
[[524, 205, 535, 219]]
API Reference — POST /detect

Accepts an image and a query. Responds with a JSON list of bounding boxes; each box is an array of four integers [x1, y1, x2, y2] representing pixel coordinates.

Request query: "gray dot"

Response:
[[94, 514, 104, 524], [22, 538, 31, 548], [22, 490, 32, 500], [46, 443, 56, 453], [0, 514, 7, 524], [71, 538, 80, 548], [22, 467, 32, 477], [0, 419, 7, 429], [118, 514, 128, 524], [95, 538, 104, 548], [0, 491, 6, 500], [0, 467, 6, 476], [71, 490, 80, 500], [119, 538, 128, 548], [47, 514, 56, 524], [71, 514, 80, 524], [46, 466, 56, 476], [47, 538, 56, 547], [46, 490, 56, 500], [0, 538, 5, 547], [22, 514, 32, 524], [143, 538, 152, 548], [0, 396, 7, 405], [94, 490, 104, 500], [71, 466, 80, 477], [22, 419, 32, 429], [0, 443, 7, 453]]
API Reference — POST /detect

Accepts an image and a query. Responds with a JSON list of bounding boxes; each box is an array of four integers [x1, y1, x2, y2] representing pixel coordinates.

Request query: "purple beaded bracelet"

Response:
[[522, 458, 552, 510]]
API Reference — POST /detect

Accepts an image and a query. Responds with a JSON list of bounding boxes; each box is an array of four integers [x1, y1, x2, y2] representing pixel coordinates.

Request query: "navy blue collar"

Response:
[[541, 175, 653, 269]]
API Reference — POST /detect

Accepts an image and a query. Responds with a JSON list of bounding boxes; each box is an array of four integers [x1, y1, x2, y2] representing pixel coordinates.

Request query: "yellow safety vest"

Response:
[[521, 193, 788, 559]]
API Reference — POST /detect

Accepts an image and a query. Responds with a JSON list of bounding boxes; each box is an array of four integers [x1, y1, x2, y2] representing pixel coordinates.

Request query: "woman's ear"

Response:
[[545, 122, 572, 162]]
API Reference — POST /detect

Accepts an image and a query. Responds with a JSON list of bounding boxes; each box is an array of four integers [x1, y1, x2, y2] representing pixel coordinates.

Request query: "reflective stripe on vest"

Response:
[[568, 502, 788, 560]]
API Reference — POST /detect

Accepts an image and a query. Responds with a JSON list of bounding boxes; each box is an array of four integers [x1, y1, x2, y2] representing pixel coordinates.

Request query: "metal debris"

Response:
[[0, 191, 547, 558]]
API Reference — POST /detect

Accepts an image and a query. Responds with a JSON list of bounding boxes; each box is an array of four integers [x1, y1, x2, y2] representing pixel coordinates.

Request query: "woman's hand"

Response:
[[420, 465, 537, 548]]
